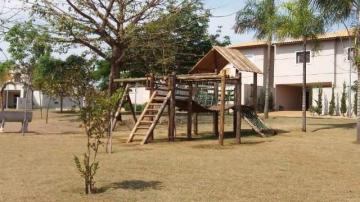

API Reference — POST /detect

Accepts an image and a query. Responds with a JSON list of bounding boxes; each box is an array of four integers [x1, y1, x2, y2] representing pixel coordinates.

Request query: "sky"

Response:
[[204, 0, 253, 44], [0, 0, 346, 61], [0, 0, 252, 61]]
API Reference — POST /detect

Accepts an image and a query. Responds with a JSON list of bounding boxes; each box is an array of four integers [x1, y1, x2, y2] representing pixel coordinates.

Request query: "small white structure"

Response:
[[2, 82, 79, 110]]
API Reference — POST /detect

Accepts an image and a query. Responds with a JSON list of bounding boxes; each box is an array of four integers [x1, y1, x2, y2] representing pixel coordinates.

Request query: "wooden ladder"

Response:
[[127, 90, 171, 144], [111, 84, 138, 131]]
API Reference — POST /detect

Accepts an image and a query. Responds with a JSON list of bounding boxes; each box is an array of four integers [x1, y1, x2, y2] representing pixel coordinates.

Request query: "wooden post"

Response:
[[233, 80, 238, 134], [219, 72, 226, 145], [253, 73, 258, 112], [193, 113, 198, 135], [168, 72, 176, 142], [213, 81, 219, 136], [187, 82, 193, 139], [149, 73, 155, 141], [193, 83, 198, 136], [236, 73, 242, 144]]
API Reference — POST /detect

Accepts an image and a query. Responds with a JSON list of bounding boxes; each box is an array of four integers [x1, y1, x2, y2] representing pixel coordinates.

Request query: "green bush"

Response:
[[124, 103, 146, 112]]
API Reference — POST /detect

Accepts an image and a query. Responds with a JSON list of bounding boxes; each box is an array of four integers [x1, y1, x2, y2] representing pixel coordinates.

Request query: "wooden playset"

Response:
[[113, 46, 273, 145]]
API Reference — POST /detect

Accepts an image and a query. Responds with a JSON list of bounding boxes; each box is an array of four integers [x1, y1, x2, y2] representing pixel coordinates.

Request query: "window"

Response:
[[348, 47, 355, 60], [296, 51, 310, 64]]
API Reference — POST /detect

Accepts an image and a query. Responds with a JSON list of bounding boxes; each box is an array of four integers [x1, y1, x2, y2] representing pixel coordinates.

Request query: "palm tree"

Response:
[[234, 0, 277, 119], [277, 0, 325, 132], [314, 0, 360, 141]]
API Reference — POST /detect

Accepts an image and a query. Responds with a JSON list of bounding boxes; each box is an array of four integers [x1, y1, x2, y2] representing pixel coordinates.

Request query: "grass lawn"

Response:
[[0, 111, 359, 201]]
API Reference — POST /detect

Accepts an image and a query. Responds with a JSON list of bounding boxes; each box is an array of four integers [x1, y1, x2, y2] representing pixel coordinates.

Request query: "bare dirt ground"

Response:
[[0, 110, 359, 202]]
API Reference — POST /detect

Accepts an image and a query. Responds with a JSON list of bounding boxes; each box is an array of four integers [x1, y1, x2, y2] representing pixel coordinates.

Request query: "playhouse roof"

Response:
[[189, 46, 262, 74]]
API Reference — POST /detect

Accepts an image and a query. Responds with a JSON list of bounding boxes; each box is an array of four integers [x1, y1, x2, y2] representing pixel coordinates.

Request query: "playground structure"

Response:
[[113, 46, 273, 145]]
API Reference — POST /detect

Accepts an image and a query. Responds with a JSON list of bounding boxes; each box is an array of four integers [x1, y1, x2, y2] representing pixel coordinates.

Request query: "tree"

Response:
[[341, 82, 348, 116], [234, 0, 277, 119], [4, 21, 50, 134], [315, 87, 323, 115], [329, 87, 336, 115], [31, 0, 198, 94], [353, 80, 358, 116], [277, 0, 325, 132], [92, 2, 229, 89], [74, 85, 120, 194], [0, 60, 13, 110]]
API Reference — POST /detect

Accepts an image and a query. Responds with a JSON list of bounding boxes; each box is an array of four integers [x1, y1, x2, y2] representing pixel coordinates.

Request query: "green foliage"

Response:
[[277, 0, 325, 41], [341, 82, 348, 116], [234, 0, 278, 40], [0, 60, 14, 84], [314, 87, 323, 115], [34, 54, 93, 109], [124, 0, 229, 75], [329, 87, 336, 115], [124, 103, 145, 112], [352, 80, 358, 116], [75, 89, 121, 194]]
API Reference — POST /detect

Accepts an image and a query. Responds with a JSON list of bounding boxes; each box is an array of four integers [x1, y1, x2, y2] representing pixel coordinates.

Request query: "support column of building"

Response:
[[253, 73, 258, 112]]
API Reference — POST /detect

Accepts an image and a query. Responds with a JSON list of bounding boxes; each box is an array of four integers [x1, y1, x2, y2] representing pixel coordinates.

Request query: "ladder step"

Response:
[[140, 121, 153, 124], [146, 109, 159, 111], [143, 115, 156, 117], [149, 103, 162, 106], [153, 97, 166, 100], [137, 126, 150, 129]]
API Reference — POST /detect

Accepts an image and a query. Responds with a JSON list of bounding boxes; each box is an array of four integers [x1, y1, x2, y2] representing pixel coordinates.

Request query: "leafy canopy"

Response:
[[277, 0, 325, 41], [234, 0, 278, 40]]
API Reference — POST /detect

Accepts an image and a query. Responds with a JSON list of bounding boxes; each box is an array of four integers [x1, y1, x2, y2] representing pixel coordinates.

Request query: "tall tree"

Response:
[[314, 0, 360, 141], [5, 21, 50, 134], [234, 0, 277, 119], [31, 0, 198, 94], [277, 0, 325, 132], [92, 2, 230, 89]]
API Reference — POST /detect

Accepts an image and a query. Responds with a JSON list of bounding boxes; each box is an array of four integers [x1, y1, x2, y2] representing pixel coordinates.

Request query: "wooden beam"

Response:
[[126, 94, 137, 123], [114, 77, 148, 83], [253, 73, 258, 112], [187, 82, 193, 139], [149, 73, 155, 141], [193, 113, 198, 136], [233, 80, 238, 134], [168, 72, 176, 142], [219, 72, 226, 145], [236, 73, 242, 144], [193, 83, 198, 136]]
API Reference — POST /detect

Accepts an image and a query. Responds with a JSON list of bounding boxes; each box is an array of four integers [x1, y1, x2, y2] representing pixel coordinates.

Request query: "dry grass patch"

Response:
[[0, 111, 359, 201]]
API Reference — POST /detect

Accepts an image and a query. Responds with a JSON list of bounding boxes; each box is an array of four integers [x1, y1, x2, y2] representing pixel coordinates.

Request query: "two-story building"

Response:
[[230, 30, 356, 115]]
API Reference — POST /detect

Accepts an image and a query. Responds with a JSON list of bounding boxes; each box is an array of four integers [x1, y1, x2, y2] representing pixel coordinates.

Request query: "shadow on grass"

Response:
[[97, 180, 162, 193], [310, 122, 356, 132]]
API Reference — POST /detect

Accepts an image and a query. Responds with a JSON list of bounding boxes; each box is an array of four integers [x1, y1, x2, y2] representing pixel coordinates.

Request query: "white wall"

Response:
[[274, 39, 356, 114]]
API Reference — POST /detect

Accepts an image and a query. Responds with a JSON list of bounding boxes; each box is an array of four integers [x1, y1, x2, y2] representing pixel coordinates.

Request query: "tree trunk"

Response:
[[302, 39, 307, 132], [356, 7, 360, 143], [60, 95, 63, 113], [46, 97, 51, 124], [22, 86, 30, 136], [264, 38, 272, 119], [108, 46, 124, 94], [357, 70, 360, 143], [40, 91, 43, 119]]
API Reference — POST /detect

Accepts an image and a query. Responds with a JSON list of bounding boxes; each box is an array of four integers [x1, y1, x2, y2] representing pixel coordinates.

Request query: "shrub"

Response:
[[340, 82, 347, 116], [329, 87, 335, 115]]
